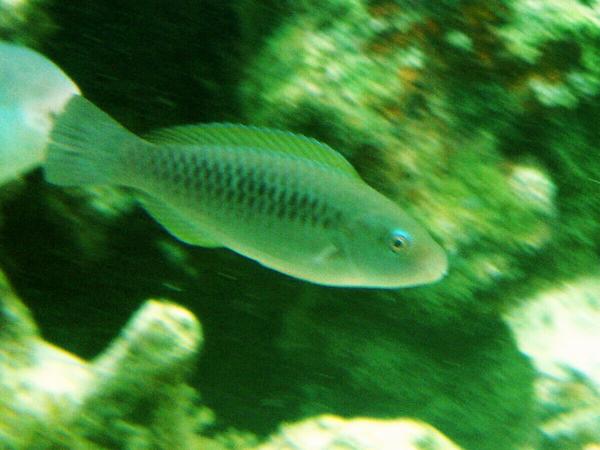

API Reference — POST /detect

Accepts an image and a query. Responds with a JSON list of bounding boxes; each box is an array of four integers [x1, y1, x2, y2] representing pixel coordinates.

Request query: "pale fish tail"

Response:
[[44, 95, 142, 186]]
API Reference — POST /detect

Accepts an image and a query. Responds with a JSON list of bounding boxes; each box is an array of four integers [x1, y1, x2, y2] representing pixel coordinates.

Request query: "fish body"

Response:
[[45, 96, 447, 288], [0, 41, 79, 184]]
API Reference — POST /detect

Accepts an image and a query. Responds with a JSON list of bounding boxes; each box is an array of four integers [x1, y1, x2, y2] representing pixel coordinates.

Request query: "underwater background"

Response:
[[1, 0, 599, 449]]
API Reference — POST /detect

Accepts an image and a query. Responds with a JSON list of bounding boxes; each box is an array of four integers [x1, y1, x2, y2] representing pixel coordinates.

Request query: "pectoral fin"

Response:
[[138, 195, 222, 248], [312, 244, 343, 266]]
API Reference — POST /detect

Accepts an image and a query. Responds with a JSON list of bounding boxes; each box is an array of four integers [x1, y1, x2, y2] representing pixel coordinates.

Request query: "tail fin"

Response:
[[44, 95, 140, 186]]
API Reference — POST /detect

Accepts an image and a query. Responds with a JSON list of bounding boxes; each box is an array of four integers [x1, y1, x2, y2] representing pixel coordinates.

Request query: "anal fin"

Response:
[[138, 195, 222, 248]]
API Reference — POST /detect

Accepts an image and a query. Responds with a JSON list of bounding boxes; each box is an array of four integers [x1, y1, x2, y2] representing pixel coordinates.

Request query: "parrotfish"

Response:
[[0, 41, 79, 184], [44, 96, 447, 288]]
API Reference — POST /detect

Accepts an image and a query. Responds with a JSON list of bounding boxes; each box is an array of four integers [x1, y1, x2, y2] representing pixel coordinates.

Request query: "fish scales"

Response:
[[128, 143, 343, 234]]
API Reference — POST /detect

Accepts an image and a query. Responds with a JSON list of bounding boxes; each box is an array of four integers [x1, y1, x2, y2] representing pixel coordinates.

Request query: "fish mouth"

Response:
[[384, 242, 448, 288]]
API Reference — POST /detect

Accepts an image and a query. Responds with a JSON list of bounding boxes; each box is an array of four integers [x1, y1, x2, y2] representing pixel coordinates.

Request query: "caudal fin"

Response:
[[44, 95, 140, 186]]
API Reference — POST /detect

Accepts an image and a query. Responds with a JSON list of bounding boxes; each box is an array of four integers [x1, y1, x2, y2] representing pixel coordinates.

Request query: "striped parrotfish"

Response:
[[0, 41, 79, 185], [44, 96, 447, 288]]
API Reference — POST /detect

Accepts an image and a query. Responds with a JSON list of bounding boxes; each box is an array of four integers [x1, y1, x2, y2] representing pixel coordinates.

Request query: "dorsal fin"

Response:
[[144, 123, 360, 178]]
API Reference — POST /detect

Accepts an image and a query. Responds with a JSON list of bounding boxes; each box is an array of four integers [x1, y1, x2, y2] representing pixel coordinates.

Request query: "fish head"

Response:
[[336, 203, 448, 288]]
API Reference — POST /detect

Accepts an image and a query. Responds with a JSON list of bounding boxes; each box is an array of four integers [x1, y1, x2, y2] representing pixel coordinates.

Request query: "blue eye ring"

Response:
[[389, 229, 412, 253]]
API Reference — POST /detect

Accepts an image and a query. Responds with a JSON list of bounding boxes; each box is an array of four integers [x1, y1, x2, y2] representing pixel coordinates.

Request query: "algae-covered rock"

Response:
[[505, 275, 600, 449], [256, 415, 462, 450], [499, 0, 600, 108], [0, 269, 37, 345], [506, 275, 600, 390], [0, 271, 206, 449]]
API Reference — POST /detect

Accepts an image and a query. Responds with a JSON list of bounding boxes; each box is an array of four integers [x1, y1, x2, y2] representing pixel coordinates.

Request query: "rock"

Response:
[[0, 271, 204, 449], [0, 269, 37, 346], [505, 275, 600, 449], [505, 275, 600, 391], [255, 415, 462, 450]]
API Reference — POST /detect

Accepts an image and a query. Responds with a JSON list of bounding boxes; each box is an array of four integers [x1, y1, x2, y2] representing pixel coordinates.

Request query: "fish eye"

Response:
[[389, 229, 411, 253]]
